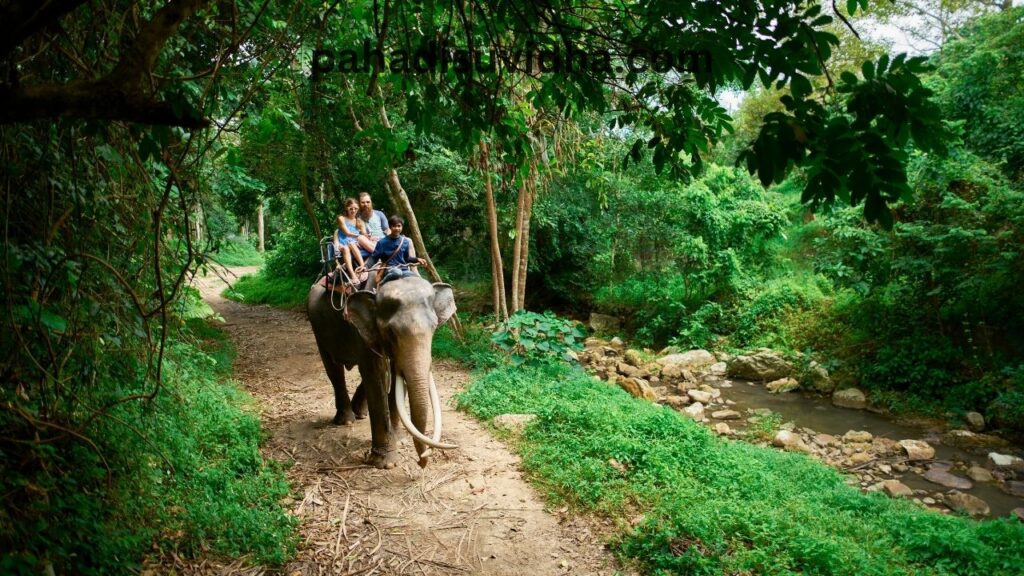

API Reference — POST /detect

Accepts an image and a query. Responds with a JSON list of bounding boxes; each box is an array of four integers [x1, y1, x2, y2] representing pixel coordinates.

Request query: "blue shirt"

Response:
[[371, 235, 415, 266]]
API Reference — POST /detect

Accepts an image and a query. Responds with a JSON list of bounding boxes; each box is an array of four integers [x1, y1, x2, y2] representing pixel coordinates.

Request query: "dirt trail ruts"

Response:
[[191, 267, 624, 576]]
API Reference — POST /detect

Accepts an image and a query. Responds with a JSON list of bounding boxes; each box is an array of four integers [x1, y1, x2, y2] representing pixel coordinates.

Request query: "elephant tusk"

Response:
[[395, 373, 457, 450], [429, 371, 442, 443]]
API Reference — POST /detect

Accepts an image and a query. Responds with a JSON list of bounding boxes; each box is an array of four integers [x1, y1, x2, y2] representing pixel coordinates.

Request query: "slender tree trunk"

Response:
[[510, 178, 527, 313], [516, 160, 536, 310], [479, 140, 508, 321], [257, 202, 265, 253], [294, 86, 323, 243]]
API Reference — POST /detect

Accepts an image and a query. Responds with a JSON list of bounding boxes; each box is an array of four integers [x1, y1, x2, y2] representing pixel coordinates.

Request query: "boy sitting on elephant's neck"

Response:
[[361, 215, 426, 284]]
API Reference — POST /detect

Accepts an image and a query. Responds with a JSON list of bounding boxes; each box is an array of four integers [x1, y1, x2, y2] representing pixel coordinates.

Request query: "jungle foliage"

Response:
[[3, 0, 1024, 573]]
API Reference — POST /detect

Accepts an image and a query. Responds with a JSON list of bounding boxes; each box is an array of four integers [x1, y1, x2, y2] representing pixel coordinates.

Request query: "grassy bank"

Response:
[[455, 362, 1024, 575], [1, 293, 296, 574], [223, 271, 310, 309]]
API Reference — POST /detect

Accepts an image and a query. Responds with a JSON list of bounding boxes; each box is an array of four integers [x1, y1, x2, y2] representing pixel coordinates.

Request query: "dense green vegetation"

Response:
[[1, 290, 295, 574], [3, 0, 1023, 573], [456, 362, 1024, 575]]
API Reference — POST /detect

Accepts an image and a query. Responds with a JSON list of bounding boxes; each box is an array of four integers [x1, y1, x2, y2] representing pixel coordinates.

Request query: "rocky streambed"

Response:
[[576, 338, 1024, 520]]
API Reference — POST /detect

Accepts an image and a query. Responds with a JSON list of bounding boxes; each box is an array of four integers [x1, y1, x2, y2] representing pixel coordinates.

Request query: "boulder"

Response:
[[618, 377, 656, 401], [965, 411, 985, 432], [772, 430, 800, 448], [967, 466, 994, 483], [945, 491, 990, 517], [658, 350, 716, 372], [832, 388, 867, 410], [617, 362, 643, 379], [850, 452, 873, 465], [663, 395, 691, 410], [942, 429, 1009, 449], [708, 362, 727, 375], [843, 430, 874, 443], [1012, 508, 1024, 522], [727, 350, 793, 381], [661, 364, 696, 381], [882, 480, 914, 498], [871, 437, 901, 456], [623, 349, 646, 368], [1003, 481, 1024, 497], [687, 389, 713, 404], [492, 414, 537, 435], [987, 452, 1024, 471], [899, 439, 936, 461], [589, 313, 621, 333], [711, 409, 741, 420], [683, 402, 705, 420], [813, 433, 840, 448], [609, 336, 625, 349], [766, 377, 799, 394], [714, 423, 732, 435], [922, 468, 973, 490], [803, 361, 835, 393]]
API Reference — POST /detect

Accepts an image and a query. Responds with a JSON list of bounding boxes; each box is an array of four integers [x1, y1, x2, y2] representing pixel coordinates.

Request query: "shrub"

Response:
[[491, 310, 586, 366]]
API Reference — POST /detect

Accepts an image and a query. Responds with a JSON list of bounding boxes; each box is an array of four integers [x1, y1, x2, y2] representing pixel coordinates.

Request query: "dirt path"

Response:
[[192, 268, 623, 576]]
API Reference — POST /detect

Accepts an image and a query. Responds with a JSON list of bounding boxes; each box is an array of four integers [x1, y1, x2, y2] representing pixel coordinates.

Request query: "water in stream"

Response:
[[715, 379, 1024, 518]]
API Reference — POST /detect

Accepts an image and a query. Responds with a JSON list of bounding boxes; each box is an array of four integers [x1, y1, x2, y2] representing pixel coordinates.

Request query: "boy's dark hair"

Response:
[[388, 214, 404, 227]]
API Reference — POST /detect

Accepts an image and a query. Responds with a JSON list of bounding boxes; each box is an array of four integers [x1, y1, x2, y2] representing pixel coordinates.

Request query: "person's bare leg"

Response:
[[350, 243, 365, 268], [342, 248, 356, 279], [357, 235, 376, 253]]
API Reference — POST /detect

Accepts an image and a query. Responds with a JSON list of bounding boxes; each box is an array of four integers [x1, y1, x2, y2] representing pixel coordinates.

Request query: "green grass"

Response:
[[456, 362, 1024, 575], [223, 271, 311, 309], [433, 319, 500, 369], [2, 309, 296, 574], [211, 236, 264, 267]]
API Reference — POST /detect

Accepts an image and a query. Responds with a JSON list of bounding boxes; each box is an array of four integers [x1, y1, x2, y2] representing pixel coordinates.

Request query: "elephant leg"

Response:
[[352, 382, 368, 419], [361, 355, 398, 469], [318, 347, 356, 425]]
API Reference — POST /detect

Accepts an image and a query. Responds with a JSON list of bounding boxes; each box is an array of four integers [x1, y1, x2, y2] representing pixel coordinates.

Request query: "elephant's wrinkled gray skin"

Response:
[[307, 276, 456, 468]]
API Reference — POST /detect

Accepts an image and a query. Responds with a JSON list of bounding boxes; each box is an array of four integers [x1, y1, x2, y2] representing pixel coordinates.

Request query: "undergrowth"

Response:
[[456, 362, 1024, 575], [211, 235, 264, 267], [222, 271, 311, 309], [1, 304, 296, 574]]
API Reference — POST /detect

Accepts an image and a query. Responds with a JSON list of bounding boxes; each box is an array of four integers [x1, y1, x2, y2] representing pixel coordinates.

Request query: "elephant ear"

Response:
[[347, 291, 381, 353], [432, 283, 457, 326]]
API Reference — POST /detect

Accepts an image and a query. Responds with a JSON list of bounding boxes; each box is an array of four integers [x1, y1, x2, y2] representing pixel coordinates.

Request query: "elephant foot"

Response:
[[355, 408, 368, 420], [365, 447, 399, 469], [332, 410, 358, 426]]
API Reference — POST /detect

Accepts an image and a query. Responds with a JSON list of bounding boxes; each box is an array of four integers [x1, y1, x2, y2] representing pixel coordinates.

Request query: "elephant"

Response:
[[307, 275, 457, 468]]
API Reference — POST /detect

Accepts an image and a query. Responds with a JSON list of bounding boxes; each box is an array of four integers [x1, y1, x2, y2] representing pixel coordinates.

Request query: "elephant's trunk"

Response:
[[394, 346, 456, 465]]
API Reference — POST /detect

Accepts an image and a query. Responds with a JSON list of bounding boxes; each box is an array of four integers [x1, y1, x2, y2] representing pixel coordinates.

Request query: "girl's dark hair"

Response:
[[388, 214, 404, 227], [344, 197, 358, 209]]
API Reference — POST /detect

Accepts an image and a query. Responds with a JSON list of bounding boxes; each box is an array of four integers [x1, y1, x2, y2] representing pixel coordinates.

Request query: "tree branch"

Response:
[[0, 0, 212, 127]]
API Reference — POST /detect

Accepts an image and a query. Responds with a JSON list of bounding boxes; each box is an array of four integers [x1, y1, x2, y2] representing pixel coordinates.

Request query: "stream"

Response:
[[716, 378, 1024, 518]]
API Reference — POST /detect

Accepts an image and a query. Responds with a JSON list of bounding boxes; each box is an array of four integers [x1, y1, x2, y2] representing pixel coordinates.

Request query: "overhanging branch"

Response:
[[0, 0, 212, 127]]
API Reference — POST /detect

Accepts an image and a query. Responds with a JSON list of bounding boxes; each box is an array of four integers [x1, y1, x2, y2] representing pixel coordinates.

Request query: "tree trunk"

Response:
[[516, 160, 536, 310], [294, 86, 323, 243], [479, 140, 508, 321], [510, 179, 527, 313], [257, 202, 265, 252]]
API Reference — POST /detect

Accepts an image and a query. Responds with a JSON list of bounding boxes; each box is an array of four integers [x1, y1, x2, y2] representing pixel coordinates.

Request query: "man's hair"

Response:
[[358, 192, 371, 201], [388, 214, 404, 227]]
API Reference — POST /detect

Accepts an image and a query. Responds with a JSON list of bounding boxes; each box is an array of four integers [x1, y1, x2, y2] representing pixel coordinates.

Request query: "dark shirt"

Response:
[[370, 235, 415, 266]]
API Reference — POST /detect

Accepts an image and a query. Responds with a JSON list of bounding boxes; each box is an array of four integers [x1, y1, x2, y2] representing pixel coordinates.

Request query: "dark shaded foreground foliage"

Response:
[[0, 300, 296, 574], [456, 362, 1024, 575]]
